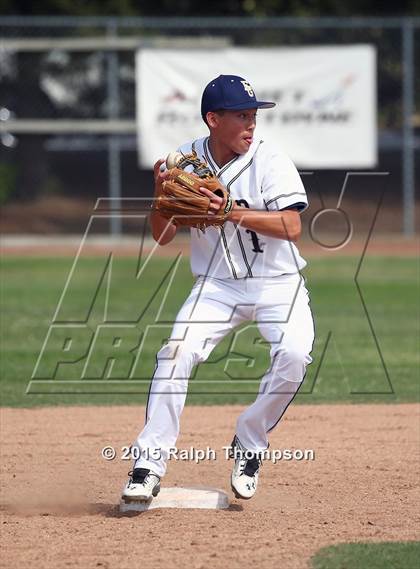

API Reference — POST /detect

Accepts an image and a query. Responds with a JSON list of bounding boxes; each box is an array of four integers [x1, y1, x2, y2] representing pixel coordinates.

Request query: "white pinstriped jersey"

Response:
[[178, 136, 308, 279]]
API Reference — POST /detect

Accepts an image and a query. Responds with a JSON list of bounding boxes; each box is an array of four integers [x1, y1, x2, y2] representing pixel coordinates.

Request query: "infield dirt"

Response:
[[1, 403, 419, 569]]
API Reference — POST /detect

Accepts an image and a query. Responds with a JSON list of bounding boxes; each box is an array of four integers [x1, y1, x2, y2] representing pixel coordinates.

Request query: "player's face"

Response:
[[213, 109, 257, 154]]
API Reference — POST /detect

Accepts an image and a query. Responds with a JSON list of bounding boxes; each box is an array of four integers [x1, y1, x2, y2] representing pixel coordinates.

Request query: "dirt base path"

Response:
[[1, 404, 419, 569]]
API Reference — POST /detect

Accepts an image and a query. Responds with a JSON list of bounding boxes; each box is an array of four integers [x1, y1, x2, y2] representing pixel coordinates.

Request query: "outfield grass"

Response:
[[311, 542, 420, 569], [0, 255, 418, 407]]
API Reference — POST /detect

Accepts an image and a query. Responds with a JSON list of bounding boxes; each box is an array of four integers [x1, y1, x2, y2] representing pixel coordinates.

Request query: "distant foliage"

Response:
[[0, 0, 419, 16]]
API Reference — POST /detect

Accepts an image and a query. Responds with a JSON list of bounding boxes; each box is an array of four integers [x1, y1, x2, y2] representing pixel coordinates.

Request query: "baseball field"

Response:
[[0, 238, 419, 569]]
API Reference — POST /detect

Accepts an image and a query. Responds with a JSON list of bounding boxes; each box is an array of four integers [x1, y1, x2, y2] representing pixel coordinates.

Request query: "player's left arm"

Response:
[[198, 186, 301, 242], [228, 203, 301, 241], [200, 148, 307, 242]]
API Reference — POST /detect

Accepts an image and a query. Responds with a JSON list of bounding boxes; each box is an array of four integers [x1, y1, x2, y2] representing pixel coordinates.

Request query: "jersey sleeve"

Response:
[[176, 141, 193, 154], [261, 151, 308, 212]]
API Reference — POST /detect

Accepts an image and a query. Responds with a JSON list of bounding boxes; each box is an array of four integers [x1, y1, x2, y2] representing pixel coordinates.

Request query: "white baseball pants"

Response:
[[133, 272, 314, 477]]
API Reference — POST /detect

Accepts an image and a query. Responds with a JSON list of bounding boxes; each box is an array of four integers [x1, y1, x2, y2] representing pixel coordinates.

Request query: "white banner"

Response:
[[136, 45, 377, 169]]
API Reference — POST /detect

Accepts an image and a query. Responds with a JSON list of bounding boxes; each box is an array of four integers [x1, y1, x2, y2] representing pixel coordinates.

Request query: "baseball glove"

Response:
[[154, 151, 234, 231]]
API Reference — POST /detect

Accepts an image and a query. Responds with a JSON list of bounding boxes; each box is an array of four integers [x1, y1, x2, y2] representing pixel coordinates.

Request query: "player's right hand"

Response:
[[153, 159, 170, 197]]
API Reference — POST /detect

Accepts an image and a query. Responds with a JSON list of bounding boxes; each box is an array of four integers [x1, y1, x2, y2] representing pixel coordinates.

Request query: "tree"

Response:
[[0, 0, 419, 16]]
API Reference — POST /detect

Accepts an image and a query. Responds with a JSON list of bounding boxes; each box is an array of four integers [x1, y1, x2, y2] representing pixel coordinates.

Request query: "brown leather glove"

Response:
[[153, 152, 233, 231]]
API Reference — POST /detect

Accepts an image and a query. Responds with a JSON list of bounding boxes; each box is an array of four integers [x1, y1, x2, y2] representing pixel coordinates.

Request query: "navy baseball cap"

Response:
[[201, 75, 275, 122]]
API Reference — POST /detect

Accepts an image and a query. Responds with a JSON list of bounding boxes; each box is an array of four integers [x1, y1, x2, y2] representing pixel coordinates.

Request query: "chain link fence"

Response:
[[0, 16, 418, 235]]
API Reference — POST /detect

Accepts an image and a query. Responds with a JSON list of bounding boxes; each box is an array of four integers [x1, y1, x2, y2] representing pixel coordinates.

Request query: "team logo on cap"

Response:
[[240, 80, 254, 97]]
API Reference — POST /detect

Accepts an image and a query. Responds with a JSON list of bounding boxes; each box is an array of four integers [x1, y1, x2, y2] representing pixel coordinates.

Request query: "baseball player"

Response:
[[122, 74, 314, 502]]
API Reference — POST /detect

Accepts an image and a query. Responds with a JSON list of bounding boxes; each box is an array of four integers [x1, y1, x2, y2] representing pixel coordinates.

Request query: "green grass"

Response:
[[0, 255, 418, 407], [311, 542, 420, 569]]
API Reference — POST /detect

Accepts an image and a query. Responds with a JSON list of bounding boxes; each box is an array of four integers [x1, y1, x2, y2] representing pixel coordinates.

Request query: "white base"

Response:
[[120, 486, 230, 512]]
